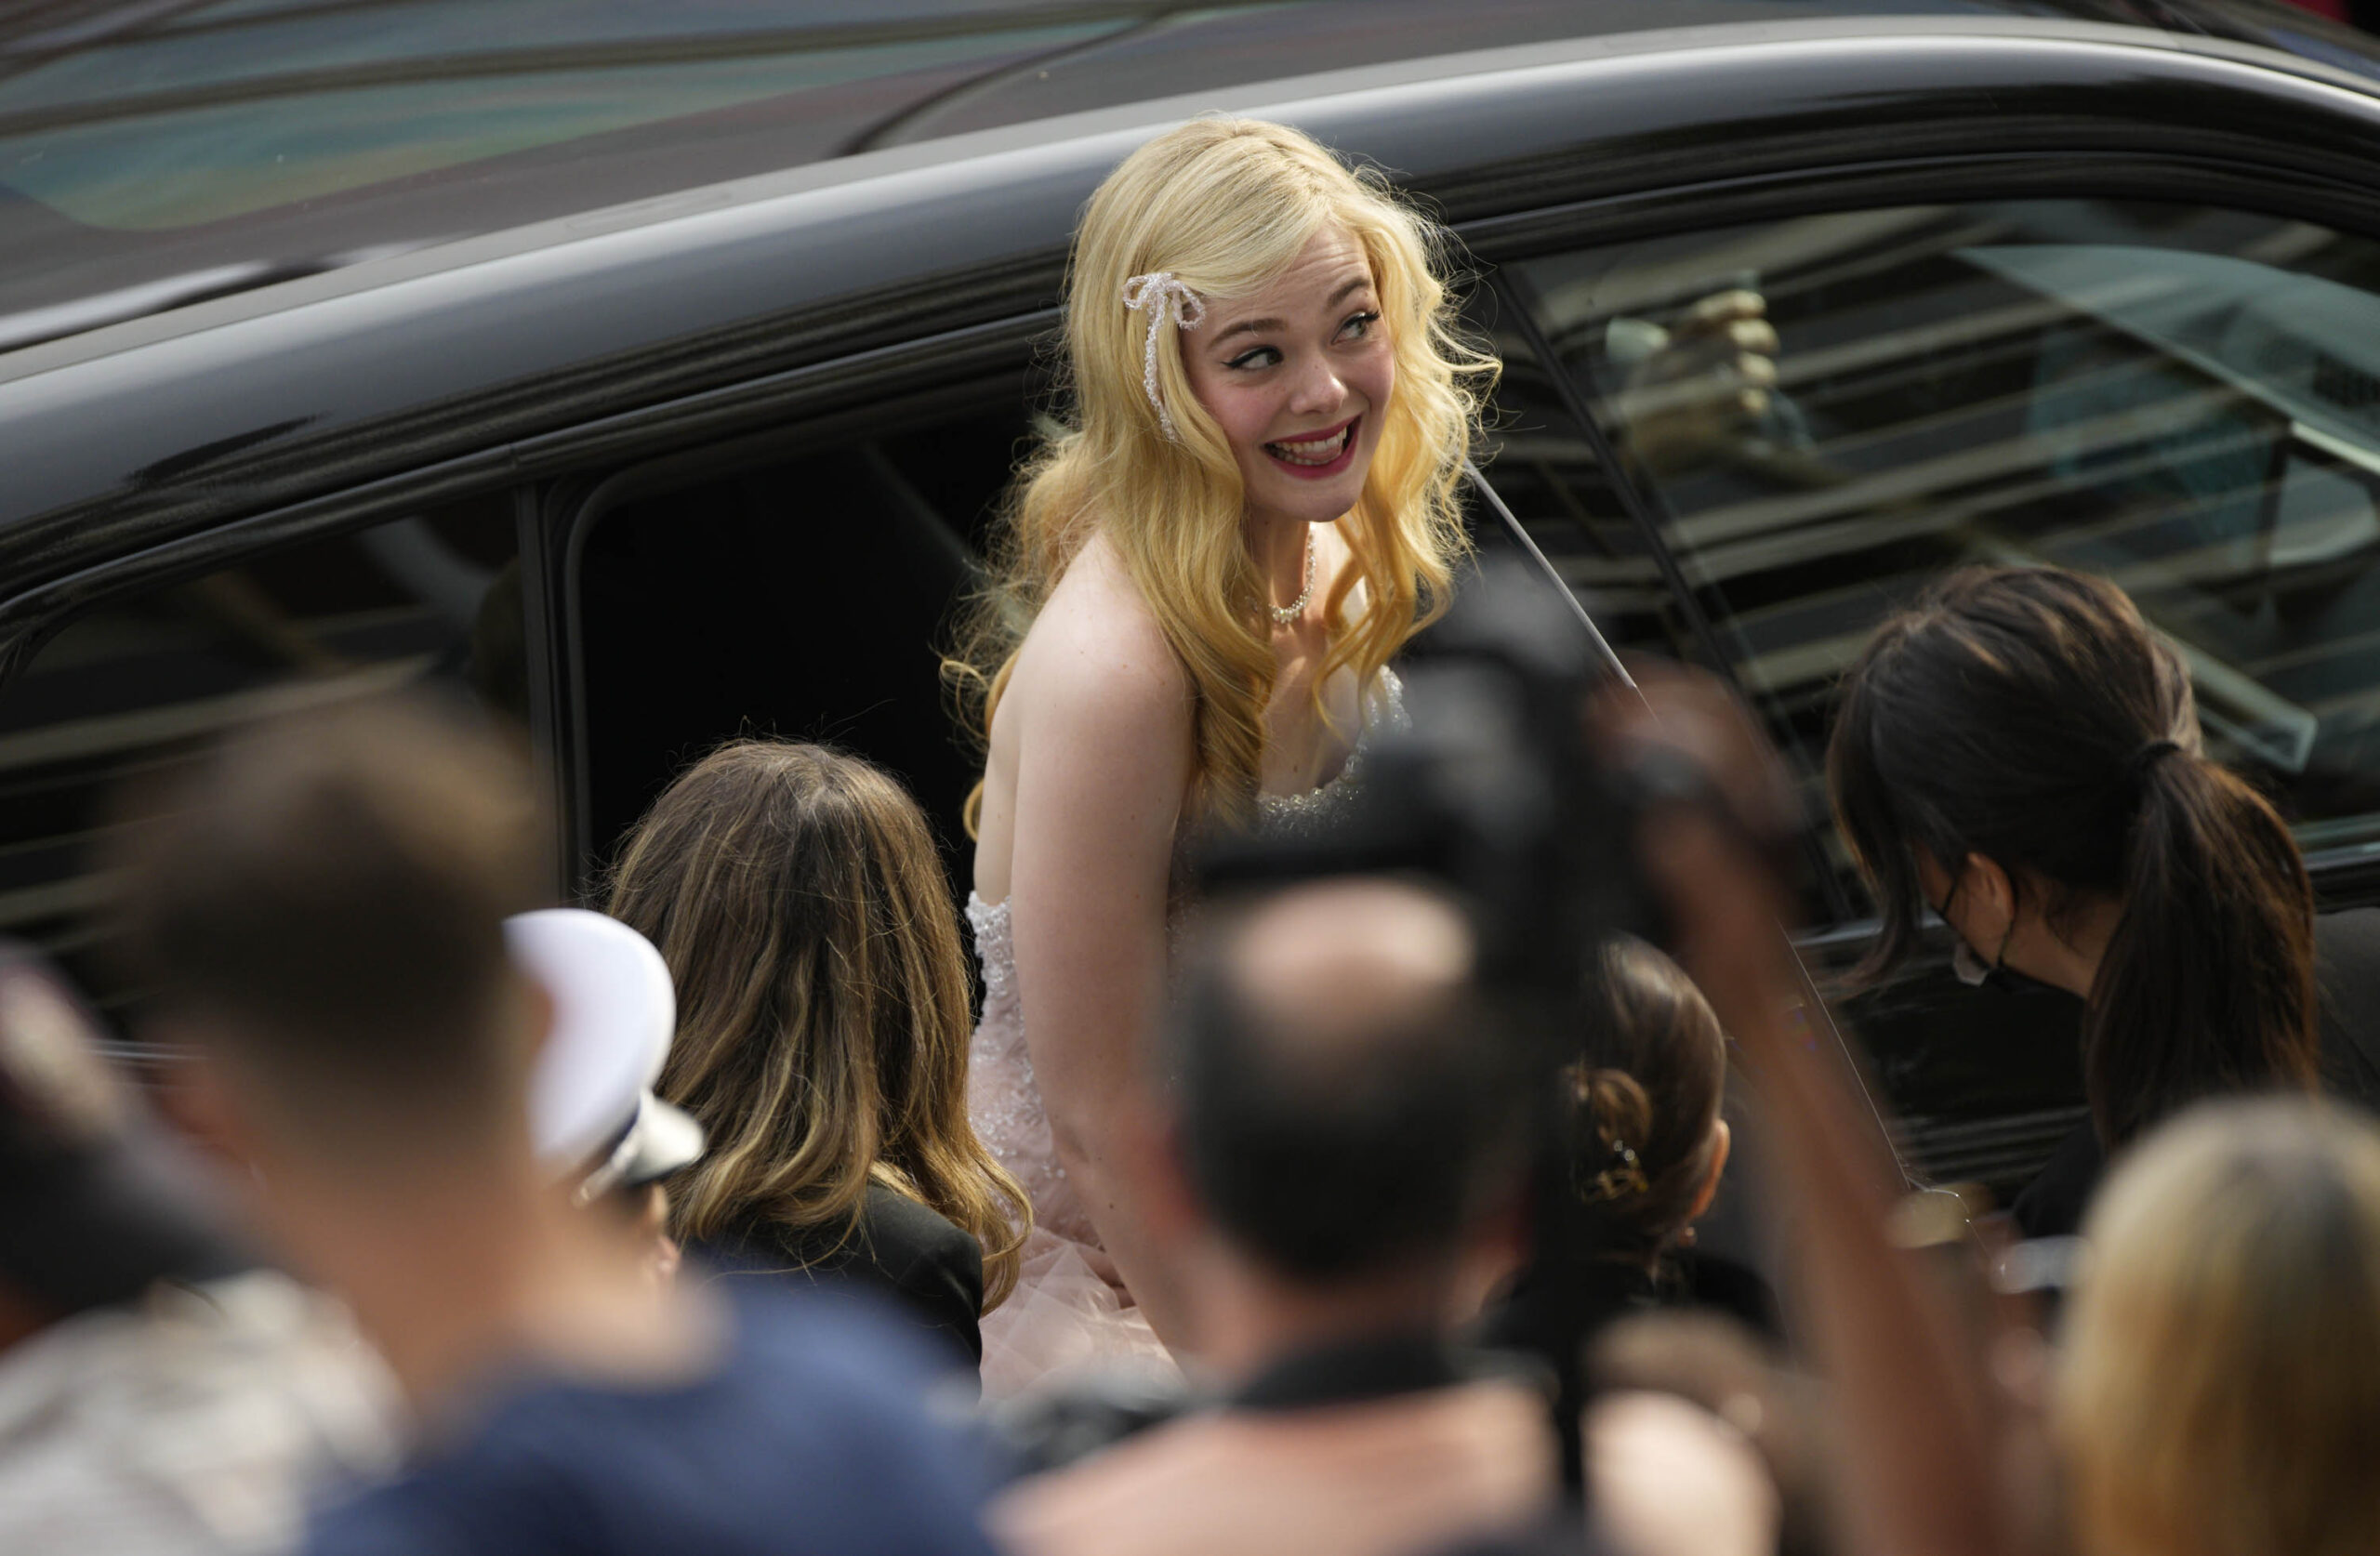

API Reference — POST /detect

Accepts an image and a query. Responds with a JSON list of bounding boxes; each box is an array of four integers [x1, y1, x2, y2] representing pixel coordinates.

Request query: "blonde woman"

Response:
[[948, 117, 1494, 1390], [2059, 1099, 2380, 1556], [604, 740, 1027, 1381]]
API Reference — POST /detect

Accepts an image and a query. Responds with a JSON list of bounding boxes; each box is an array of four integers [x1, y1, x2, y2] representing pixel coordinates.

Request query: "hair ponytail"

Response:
[[2091, 751, 2317, 1145], [1829, 567, 2320, 1151]]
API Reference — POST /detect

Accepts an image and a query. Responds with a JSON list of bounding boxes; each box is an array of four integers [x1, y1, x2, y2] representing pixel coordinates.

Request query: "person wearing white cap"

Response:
[[510, 908, 704, 1286]]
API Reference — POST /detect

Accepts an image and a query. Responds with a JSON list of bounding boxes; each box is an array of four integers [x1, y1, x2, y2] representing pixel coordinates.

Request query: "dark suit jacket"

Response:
[[696, 1181, 985, 1380], [2011, 906, 2380, 1238]]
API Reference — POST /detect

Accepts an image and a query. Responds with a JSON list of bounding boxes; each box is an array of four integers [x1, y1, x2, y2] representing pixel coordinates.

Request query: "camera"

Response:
[[1198, 551, 1766, 1483], [1198, 550, 1647, 1047]]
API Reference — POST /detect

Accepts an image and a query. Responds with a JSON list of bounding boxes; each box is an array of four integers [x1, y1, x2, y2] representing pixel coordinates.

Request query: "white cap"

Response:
[[508, 908, 701, 1199]]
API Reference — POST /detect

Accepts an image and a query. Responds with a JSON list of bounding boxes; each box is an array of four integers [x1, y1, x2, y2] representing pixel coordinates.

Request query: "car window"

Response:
[[570, 390, 1024, 890], [0, 495, 525, 1023], [1508, 201, 2380, 907], [1470, 288, 1867, 928]]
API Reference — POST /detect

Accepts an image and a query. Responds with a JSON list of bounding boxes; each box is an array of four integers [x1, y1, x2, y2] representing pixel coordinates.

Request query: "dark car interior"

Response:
[[571, 380, 1034, 888]]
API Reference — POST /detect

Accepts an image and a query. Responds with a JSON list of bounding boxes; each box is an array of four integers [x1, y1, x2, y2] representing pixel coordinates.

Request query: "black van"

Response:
[[8, 0, 2380, 1205]]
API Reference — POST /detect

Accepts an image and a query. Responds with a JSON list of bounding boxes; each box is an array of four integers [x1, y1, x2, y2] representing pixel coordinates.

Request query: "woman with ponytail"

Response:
[[1827, 565, 2333, 1236]]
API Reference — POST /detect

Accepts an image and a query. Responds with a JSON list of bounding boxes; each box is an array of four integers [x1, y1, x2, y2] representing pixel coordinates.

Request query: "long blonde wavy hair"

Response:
[[947, 116, 1498, 829], [603, 740, 1028, 1309]]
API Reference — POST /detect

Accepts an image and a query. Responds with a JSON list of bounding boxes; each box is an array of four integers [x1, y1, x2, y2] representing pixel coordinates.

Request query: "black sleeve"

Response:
[[2315, 909, 2380, 1114], [853, 1186, 986, 1372], [2009, 1119, 2103, 1240]]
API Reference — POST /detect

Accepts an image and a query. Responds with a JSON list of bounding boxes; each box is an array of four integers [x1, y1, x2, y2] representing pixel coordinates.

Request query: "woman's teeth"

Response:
[[1267, 425, 1352, 466]]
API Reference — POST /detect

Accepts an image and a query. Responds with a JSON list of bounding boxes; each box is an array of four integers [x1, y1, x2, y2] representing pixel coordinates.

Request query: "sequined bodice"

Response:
[[1249, 667, 1405, 839]]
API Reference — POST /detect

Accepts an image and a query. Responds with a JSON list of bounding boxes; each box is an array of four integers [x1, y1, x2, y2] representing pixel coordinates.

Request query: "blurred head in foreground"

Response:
[[109, 697, 548, 1270], [2059, 1099, 2380, 1556], [1162, 877, 1531, 1360], [0, 943, 247, 1332], [0, 940, 403, 1555]]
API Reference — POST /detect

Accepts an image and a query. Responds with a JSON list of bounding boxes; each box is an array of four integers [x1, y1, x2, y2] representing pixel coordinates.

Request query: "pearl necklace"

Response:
[[1269, 528, 1316, 626]]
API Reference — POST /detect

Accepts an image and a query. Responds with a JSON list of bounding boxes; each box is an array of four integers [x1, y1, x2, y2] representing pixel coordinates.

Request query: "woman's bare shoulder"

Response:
[[1014, 533, 1190, 722]]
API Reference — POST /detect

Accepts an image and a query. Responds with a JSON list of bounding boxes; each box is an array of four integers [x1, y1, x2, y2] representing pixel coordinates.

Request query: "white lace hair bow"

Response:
[[1120, 270, 1206, 442]]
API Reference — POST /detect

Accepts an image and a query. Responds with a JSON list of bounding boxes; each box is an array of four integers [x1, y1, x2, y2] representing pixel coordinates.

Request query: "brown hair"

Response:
[[604, 740, 1027, 1309], [2060, 1100, 2380, 1556], [1569, 937, 1728, 1265], [1828, 566, 2318, 1148], [110, 695, 546, 1154]]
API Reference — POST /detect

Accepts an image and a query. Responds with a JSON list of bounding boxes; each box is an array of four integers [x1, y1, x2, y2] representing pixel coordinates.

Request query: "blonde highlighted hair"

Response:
[[2058, 1099, 2380, 1556], [947, 116, 1497, 828], [603, 740, 1028, 1309]]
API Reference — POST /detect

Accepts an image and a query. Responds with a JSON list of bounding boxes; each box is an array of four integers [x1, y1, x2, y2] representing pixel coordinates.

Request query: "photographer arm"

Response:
[[1612, 679, 2022, 1556]]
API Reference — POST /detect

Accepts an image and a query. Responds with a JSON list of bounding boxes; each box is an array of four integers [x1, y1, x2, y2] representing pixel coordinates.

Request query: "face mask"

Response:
[[1935, 878, 2064, 999], [1950, 936, 1996, 989]]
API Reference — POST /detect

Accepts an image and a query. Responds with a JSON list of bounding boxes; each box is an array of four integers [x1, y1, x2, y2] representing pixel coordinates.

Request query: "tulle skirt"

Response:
[[967, 892, 1182, 1400], [978, 1230, 1177, 1399]]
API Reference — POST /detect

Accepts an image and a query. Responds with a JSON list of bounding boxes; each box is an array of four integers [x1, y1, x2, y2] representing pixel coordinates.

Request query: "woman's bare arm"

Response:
[[1005, 594, 1197, 1350]]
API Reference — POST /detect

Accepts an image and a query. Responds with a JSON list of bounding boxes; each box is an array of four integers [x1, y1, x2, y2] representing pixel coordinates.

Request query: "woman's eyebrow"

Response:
[[1210, 276, 1377, 346]]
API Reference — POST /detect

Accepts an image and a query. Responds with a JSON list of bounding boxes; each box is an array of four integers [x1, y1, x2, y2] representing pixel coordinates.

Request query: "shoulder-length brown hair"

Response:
[[604, 740, 1027, 1309]]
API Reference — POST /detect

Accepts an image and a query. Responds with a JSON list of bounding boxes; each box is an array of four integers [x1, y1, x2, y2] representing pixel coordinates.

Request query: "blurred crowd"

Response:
[[1, 559, 2375, 1556]]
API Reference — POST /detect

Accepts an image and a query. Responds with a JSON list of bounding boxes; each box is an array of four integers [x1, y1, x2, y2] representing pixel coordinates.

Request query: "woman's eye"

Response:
[[1226, 346, 1281, 371], [1339, 309, 1381, 340]]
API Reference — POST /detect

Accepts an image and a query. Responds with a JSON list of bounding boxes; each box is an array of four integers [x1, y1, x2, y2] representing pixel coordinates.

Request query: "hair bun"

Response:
[[1574, 1066, 1654, 1202]]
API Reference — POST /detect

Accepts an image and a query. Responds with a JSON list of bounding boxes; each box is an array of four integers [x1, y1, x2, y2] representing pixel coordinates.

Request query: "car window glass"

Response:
[[1471, 288, 1860, 927], [1511, 201, 2380, 903], [1471, 300, 1696, 662], [0, 496, 524, 1021]]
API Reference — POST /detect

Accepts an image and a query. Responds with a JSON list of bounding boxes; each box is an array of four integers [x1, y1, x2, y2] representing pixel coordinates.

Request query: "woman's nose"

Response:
[[1286, 353, 1346, 416]]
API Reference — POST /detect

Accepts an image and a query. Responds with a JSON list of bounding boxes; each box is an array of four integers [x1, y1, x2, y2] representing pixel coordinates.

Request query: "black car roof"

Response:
[[0, 0, 2365, 354]]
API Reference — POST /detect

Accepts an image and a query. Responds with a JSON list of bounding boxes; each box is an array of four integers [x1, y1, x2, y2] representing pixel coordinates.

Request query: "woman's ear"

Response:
[[1686, 1118, 1732, 1223], [1961, 851, 2018, 941]]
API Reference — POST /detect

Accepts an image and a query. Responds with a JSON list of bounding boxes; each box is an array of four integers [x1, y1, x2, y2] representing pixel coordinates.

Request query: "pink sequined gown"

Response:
[[965, 673, 1401, 1399]]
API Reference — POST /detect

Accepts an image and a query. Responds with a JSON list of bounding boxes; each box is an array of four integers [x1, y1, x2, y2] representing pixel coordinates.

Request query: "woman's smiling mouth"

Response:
[[1263, 416, 1358, 476]]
